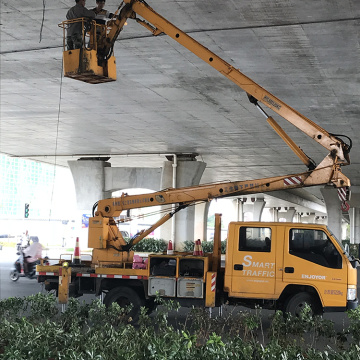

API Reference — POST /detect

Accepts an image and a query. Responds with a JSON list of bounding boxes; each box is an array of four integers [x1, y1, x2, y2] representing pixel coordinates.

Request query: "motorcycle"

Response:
[[10, 242, 49, 282]]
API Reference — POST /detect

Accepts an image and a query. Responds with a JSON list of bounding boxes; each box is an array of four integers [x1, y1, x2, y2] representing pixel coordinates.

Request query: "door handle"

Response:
[[284, 267, 294, 273], [234, 264, 243, 271]]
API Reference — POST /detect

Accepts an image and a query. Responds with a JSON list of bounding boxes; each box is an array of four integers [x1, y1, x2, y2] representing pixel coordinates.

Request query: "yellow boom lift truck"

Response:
[[39, 0, 358, 317]]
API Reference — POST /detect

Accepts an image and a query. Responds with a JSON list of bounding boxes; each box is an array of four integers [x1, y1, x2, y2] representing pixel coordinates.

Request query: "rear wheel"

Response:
[[145, 298, 157, 314], [103, 286, 145, 322], [284, 292, 322, 317], [10, 270, 20, 282]]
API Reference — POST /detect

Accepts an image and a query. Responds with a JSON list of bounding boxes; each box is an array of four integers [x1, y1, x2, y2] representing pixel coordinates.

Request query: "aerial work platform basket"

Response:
[[59, 18, 117, 84]]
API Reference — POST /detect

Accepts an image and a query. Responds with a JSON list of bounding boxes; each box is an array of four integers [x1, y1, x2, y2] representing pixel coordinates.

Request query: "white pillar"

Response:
[[320, 186, 342, 240], [194, 201, 210, 241], [243, 198, 265, 221], [253, 198, 266, 221], [300, 212, 316, 223], [341, 222, 348, 242], [159, 155, 206, 249], [349, 207, 360, 244], [232, 198, 244, 221], [294, 213, 302, 223], [280, 207, 296, 222], [315, 216, 327, 225], [68, 159, 111, 248], [270, 207, 280, 222], [68, 159, 111, 209]]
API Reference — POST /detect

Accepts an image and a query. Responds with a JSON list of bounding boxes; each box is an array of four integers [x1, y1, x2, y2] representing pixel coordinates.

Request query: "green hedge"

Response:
[[126, 237, 227, 254], [126, 237, 168, 253], [1, 294, 360, 359], [183, 239, 227, 254]]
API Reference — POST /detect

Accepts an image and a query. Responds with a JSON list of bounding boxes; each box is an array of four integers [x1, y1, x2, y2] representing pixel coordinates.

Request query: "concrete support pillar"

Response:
[[293, 213, 302, 223], [232, 198, 244, 221], [280, 207, 296, 222], [348, 186, 360, 244], [349, 207, 360, 244], [69, 159, 111, 208], [159, 155, 206, 249], [315, 216, 327, 225], [194, 201, 211, 241], [68, 159, 111, 248], [253, 198, 266, 221], [243, 198, 265, 221], [321, 186, 342, 240], [270, 207, 280, 222], [341, 222, 348, 242], [300, 212, 316, 223]]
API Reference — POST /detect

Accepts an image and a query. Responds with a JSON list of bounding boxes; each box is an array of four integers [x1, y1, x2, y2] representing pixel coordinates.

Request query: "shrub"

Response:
[[347, 307, 360, 344], [126, 237, 228, 254], [183, 239, 227, 254], [1, 294, 359, 359], [128, 237, 168, 253]]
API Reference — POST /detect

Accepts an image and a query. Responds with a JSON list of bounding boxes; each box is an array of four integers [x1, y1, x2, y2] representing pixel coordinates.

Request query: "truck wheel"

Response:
[[103, 287, 144, 322], [28, 270, 36, 279], [145, 298, 157, 314], [284, 292, 321, 317], [10, 270, 20, 282]]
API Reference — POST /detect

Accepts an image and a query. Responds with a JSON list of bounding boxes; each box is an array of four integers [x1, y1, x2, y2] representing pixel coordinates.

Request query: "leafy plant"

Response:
[[183, 239, 227, 254], [347, 307, 360, 344], [129, 237, 168, 253], [0, 294, 359, 359]]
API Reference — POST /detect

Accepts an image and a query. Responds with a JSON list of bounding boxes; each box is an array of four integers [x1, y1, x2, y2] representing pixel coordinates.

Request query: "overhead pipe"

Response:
[[170, 154, 177, 246]]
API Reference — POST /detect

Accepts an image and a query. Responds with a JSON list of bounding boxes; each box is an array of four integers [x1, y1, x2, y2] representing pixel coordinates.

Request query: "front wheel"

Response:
[[27, 270, 36, 279], [103, 286, 145, 322], [10, 270, 20, 282], [284, 292, 322, 317]]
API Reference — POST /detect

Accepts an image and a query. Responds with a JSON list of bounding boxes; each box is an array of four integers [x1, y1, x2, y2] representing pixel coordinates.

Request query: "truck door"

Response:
[[283, 227, 347, 308], [230, 225, 276, 296]]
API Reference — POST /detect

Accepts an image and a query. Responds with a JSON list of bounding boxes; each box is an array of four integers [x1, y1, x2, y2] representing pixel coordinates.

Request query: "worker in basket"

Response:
[[66, 0, 96, 50]]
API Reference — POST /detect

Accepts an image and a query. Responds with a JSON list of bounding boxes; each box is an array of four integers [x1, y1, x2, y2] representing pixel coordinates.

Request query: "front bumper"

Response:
[[347, 298, 358, 311], [323, 298, 358, 313]]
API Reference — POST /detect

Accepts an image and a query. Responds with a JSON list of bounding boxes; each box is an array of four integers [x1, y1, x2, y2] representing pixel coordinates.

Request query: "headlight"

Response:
[[347, 288, 357, 301]]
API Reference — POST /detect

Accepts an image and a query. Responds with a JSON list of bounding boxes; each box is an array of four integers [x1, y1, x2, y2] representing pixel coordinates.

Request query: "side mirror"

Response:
[[345, 243, 350, 254], [350, 259, 359, 269]]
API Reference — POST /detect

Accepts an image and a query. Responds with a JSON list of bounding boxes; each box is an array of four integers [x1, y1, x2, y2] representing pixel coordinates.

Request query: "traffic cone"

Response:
[[167, 240, 174, 255], [73, 237, 81, 265], [193, 240, 199, 256], [197, 239, 203, 256]]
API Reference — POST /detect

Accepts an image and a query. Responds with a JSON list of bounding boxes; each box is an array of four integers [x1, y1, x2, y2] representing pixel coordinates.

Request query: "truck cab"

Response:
[[224, 222, 358, 315]]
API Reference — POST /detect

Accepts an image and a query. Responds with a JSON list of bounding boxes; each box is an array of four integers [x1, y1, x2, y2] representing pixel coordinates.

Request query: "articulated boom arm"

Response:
[[101, 0, 351, 166], [88, 0, 352, 255], [96, 165, 350, 220], [92, 163, 349, 251]]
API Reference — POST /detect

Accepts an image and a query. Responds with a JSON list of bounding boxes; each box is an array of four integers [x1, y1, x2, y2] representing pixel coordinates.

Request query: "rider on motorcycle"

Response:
[[23, 237, 43, 274]]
